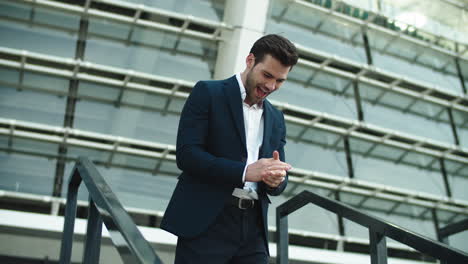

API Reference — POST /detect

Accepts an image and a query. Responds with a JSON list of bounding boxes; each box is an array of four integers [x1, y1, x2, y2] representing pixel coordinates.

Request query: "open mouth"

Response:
[[256, 86, 268, 98]]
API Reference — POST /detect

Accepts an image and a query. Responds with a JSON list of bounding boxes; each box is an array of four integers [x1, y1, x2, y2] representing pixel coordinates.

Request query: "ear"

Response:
[[246, 53, 255, 69]]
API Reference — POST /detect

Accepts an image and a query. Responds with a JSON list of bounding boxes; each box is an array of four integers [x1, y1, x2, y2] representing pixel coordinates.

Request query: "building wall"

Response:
[[0, 0, 467, 262]]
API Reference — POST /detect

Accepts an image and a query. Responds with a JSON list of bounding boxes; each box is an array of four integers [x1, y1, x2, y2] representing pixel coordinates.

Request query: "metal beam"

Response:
[[439, 218, 468, 239], [53, 17, 89, 197], [454, 57, 467, 94], [353, 80, 364, 121], [82, 198, 103, 264], [296, 46, 468, 116], [432, 208, 449, 245], [3, 118, 468, 218], [14, 0, 231, 42], [369, 229, 388, 264], [335, 192, 345, 238], [362, 29, 373, 65], [440, 158, 453, 198], [344, 136, 354, 179], [292, 0, 468, 67], [4, 45, 468, 170]]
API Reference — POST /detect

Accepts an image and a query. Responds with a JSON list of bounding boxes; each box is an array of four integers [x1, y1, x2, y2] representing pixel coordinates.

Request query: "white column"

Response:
[[213, 0, 270, 80]]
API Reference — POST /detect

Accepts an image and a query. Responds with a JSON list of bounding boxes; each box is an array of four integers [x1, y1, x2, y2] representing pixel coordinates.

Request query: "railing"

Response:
[[59, 157, 163, 264], [276, 190, 468, 264], [438, 217, 468, 243]]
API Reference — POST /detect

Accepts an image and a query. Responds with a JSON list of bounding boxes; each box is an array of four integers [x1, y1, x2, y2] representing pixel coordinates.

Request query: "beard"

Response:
[[245, 70, 262, 105]]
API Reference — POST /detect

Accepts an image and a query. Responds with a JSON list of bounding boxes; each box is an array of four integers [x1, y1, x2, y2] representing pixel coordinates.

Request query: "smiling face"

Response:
[[242, 53, 291, 106]]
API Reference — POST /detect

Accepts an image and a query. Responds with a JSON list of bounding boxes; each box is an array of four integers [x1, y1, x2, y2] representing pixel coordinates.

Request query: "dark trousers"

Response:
[[174, 202, 268, 264]]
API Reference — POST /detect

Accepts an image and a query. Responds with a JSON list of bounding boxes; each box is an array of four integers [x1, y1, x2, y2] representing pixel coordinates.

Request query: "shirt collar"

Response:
[[235, 73, 263, 109]]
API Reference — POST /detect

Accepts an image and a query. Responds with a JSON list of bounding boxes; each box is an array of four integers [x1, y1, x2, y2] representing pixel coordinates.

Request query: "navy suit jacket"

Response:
[[161, 75, 288, 253]]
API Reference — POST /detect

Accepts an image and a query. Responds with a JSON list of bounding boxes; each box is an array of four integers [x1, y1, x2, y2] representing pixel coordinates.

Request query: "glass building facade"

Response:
[[1, 0, 467, 263]]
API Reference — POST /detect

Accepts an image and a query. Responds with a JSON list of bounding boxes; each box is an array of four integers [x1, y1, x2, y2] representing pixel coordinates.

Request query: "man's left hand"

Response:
[[262, 151, 287, 188]]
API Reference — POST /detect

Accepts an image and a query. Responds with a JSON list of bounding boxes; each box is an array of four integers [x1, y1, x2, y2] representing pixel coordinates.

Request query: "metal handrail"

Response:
[[276, 190, 468, 264], [438, 218, 468, 242], [59, 156, 163, 264]]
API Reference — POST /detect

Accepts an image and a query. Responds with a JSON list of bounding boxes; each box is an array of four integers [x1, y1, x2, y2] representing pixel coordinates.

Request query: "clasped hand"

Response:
[[245, 150, 291, 188]]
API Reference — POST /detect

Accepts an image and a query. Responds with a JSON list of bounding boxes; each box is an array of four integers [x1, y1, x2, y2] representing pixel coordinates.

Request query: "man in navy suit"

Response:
[[161, 34, 298, 263]]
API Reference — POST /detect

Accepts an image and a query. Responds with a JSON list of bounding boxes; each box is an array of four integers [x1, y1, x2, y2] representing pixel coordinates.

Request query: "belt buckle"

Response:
[[238, 198, 253, 209]]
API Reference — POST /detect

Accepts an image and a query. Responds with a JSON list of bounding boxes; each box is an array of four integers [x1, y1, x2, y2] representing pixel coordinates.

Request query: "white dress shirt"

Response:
[[235, 73, 264, 197]]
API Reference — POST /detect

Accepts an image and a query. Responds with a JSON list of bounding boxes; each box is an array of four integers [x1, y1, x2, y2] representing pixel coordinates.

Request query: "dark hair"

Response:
[[250, 34, 298, 68]]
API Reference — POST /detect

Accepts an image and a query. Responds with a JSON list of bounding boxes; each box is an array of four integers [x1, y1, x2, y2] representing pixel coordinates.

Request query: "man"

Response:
[[161, 34, 298, 263]]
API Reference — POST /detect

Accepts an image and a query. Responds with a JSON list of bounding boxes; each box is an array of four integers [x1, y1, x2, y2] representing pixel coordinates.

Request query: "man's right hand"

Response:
[[245, 151, 292, 183]]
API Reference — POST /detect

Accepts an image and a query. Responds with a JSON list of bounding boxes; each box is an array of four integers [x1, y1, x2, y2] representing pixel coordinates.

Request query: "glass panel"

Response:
[[267, 0, 367, 63], [0, 1, 31, 20], [343, 219, 369, 239], [380, 0, 467, 45], [369, 30, 463, 95], [445, 159, 468, 177], [88, 17, 131, 41], [351, 138, 405, 161], [105, 171, 177, 211], [0, 67, 20, 84], [67, 146, 110, 164], [112, 153, 158, 171], [78, 81, 121, 102], [450, 231, 468, 253], [353, 150, 446, 195], [446, 159, 468, 200], [268, 187, 340, 235], [339, 192, 365, 206], [0, 83, 67, 127], [449, 173, 468, 200], [73, 100, 180, 144], [292, 67, 356, 97], [0, 152, 55, 196], [61, 160, 178, 210], [85, 17, 217, 82], [167, 97, 187, 114], [345, 206, 437, 240], [401, 152, 438, 170], [284, 122, 304, 139], [356, 197, 396, 212], [13, 137, 59, 157], [363, 95, 454, 144], [392, 203, 428, 218], [23, 72, 69, 95], [286, 136, 348, 178], [120, 0, 224, 22], [300, 127, 341, 147], [271, 80, 358, 120], [0, 4, 78, 57], [159, 160, 180, 176], [360, 82, 416, 111], [453, 109, 468, 148], [435, 210, 457, 223]]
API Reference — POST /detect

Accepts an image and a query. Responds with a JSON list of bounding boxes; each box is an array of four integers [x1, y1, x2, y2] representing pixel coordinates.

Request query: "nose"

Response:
[[265, 80, 276, 91]]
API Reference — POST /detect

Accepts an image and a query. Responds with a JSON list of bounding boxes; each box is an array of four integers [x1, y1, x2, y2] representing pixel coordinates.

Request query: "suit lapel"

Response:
[[223, 76, 246, 148], [260, 99, 274, 159], [259, 100, 279, 196]]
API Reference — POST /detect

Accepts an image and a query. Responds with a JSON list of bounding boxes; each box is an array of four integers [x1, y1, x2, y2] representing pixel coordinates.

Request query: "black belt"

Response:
[[230, 196, 256, 209]]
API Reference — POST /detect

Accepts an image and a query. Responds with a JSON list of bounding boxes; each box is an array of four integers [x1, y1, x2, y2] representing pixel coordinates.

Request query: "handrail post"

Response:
[[59, 166, 81, 264], [275, 191, 468, 264], [82, 197, 103, 264], [369, 229, 388, 264], [276, 206, 289, 264], [59, 157, 164, 264]]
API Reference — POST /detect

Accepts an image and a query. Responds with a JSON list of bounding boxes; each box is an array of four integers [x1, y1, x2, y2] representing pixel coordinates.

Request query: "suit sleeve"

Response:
[[176, 81, 244, 188], [266, 111, 288, 196]]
